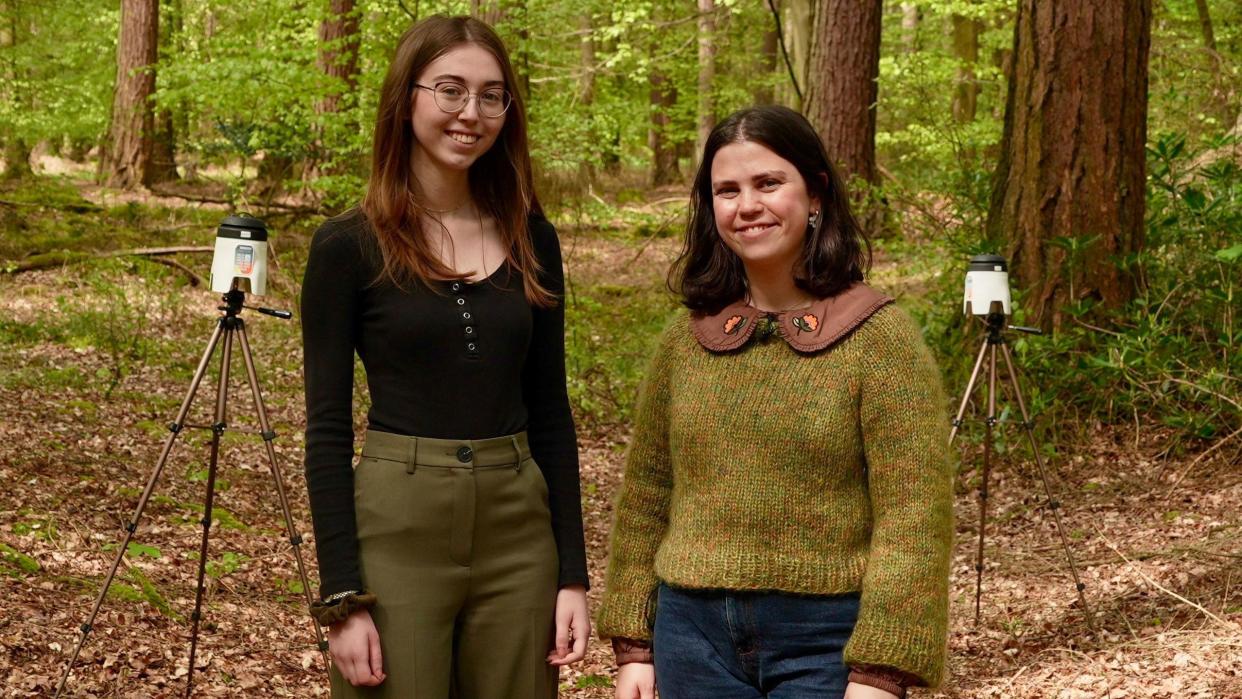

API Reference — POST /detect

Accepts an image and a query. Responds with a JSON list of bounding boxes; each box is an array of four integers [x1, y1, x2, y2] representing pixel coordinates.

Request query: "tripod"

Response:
[[950, 308, 1097, 635], [55, 289, 328, 697]]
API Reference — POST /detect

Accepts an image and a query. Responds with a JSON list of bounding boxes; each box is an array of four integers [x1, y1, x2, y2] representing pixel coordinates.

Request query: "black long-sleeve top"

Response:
[[300, 208, 587, 598]]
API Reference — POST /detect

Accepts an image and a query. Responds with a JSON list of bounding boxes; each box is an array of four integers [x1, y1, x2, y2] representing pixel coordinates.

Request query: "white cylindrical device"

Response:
[[963, 254, 1011, 316], [210, 215, 269, 296]]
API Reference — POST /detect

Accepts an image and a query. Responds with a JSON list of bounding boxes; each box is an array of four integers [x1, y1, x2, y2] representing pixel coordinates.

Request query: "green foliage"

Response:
[[918, 131, 1241, 446], [0, 542, 41, 575]]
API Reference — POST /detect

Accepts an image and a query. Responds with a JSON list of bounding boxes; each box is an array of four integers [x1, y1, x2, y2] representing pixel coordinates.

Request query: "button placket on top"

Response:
[[451, 281, 480, 359]]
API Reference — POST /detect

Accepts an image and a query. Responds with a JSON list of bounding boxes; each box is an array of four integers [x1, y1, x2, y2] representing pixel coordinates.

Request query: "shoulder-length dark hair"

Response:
[[671, 105, 871, 313], [361, 15, 553, 306]]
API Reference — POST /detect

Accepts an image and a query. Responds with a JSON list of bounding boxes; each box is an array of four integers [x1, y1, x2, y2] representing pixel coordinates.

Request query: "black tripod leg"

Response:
[[998, 343, 1098, 636], [185, 323, 235, 696], [54, 320, 227, 699], [975, 343, 998, 625], [235, 321, 331, 670], [950, 337, 991, 445]]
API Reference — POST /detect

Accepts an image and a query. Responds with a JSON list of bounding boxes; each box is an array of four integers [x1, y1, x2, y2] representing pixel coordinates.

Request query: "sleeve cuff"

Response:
[[848, 664, 922, 697], [611, 637, 654, 666], [309, 591, 377, 627]]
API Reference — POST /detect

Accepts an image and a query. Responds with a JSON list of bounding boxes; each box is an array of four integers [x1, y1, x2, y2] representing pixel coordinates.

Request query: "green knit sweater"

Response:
[[596, 302, 954, 686]]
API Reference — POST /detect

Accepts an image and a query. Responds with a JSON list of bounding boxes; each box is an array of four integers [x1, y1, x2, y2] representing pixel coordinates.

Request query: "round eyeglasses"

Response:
[[415, 82, 512, 118]]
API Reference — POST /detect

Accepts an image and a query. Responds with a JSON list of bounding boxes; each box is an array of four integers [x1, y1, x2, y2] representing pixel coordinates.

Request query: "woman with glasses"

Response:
[[597, 106, 954, 699], [300, 15, 589, 698]]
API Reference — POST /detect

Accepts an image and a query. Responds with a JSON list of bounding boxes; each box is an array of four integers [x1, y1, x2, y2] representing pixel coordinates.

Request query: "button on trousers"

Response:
[[331, 430, 560, 699]]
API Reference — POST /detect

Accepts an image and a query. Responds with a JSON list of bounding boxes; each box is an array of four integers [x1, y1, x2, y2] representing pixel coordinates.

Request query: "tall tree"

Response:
[[648, 69, 680, 186], [803, 0, 882, 187], [101, 0, 158, 189], [0, 0, 32, 179], [951, 13, 981, 123], [695, 0, 716, 169], [146, 0, 181, 185], [900, 2, 920, 53], [305, 0, 359, 182], [986, 0, 1152, 328]]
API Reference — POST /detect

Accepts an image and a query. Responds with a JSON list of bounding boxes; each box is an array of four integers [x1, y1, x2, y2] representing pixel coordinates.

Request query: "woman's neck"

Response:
[[411, 150, 472, 212], [744, 264, 814, 312]]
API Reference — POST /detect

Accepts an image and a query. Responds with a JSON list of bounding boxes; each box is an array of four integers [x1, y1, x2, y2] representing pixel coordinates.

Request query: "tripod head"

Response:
[[978, 300, 1041, 344], [218, 287, 292, 322]]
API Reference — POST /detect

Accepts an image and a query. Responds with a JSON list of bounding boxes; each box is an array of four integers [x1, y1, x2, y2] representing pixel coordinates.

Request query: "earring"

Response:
[[808, 210, 820, 228]]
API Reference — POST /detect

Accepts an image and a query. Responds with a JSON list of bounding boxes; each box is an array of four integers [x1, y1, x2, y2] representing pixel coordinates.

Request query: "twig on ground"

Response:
[[1094, 525, 1240, 631], [1164, 425, 1242, 497], [4, 246, 212, 275]]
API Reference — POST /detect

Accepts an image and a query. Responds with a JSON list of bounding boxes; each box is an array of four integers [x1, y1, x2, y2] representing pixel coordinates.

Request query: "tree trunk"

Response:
[[649, 69, 680, 187], [146, 0, 180, 184], [695, 0, 716, 170], [951, 14, 981, 123], [1193, 0, 1215, 53], [784, 0, 812, 106], [803, 0, 882, 187], [901, 3, 919, 53], [985, 0, 1152, 328], [0, 1, 31, 179], [755, 23, 779, 105], [101, 0, 158, 190], [306, 0, 359, 182]]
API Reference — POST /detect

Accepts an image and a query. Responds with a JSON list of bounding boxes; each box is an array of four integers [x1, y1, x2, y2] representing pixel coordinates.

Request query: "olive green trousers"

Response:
[[331, 430, 559, 699]]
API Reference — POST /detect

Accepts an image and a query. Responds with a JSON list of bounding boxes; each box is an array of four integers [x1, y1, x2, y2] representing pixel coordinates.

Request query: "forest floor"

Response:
[[0, 178, 1239, 697]]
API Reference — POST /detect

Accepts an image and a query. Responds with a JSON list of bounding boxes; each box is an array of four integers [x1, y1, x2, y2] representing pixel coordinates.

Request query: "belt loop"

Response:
[[511, 435, 521, 470], [406, 437, 417, 474]]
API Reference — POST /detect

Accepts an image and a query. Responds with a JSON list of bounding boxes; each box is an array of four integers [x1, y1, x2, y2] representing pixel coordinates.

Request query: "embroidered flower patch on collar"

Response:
[[690, 283, 894, 354]]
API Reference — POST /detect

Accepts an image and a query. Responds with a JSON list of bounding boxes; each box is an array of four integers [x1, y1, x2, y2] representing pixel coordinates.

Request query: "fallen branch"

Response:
[[3, 246, 213, 275], [0, 197, 103, 213], [1094, 525, 1240, 631], [1163, 424, 1242, 497], [146, 186, 321, 214]]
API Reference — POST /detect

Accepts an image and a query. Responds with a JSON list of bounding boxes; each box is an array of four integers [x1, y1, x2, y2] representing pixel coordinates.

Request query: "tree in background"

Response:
[[694, 0, 715, 170], [986, 0, 1153, 328], [101, 0, 159, 189], [146, 0, 182, 185], [0, 0, 31, 179], [804, 1, 883, 191], [303, 0, 360, 187]]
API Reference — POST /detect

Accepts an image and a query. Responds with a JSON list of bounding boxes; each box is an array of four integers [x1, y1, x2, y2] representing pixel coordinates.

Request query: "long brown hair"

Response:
[[361, 15, 553, 306], [671, 106, 871, 314]]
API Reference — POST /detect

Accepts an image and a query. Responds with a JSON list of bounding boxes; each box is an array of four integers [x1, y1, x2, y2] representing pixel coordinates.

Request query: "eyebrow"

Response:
[[712, 170, 789, 187], [428, 73, 506, 88]]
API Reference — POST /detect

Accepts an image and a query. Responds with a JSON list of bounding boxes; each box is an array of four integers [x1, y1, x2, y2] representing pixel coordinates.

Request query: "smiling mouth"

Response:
[[736, 223, 777, 236], [447, 131, 480, 144]]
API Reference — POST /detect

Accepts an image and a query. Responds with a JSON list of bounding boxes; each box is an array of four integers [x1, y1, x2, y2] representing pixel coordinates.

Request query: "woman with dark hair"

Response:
[[300, 15, 588, 698], [597, 105, 954, 699]]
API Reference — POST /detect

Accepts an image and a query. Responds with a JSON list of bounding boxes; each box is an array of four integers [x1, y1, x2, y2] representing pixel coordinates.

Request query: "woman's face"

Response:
[[410, 43, 507, 174], [710, 140, 820, 275]]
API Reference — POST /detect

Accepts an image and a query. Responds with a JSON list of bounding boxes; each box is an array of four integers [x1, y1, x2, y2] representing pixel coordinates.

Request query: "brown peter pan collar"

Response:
[[690, 283, 894, 354]]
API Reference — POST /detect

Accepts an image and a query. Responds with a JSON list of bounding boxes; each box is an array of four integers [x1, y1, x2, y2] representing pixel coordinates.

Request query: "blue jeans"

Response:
[[653, 583, 859, 699]]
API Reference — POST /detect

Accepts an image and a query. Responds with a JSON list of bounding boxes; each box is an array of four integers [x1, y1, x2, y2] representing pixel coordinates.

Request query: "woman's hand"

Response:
[[844, 682, 900, 699], [615, 662, 656, 699], [546, 584, 590, 666], [327, 608, 386, 687]]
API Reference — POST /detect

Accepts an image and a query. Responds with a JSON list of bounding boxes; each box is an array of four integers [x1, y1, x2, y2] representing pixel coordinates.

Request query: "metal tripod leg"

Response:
[[975, 342, 998, 624], [998, 342, 1098, 636], [54, 320, 227, 699], [950, 336, 991, 444], [185, 321, 235, 696], [235, 321, 330, 667]]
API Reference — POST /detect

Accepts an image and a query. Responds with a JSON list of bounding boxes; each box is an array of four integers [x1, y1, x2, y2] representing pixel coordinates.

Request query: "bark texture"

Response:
[[986, 0, 1152, 328], [951, 14, 981, 123], [649, 70, 680, 186], [695, 0, 716, 169], [102, 0, 158, 189], [308, 0, 359, 180], [803, 0, 882, 186]]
